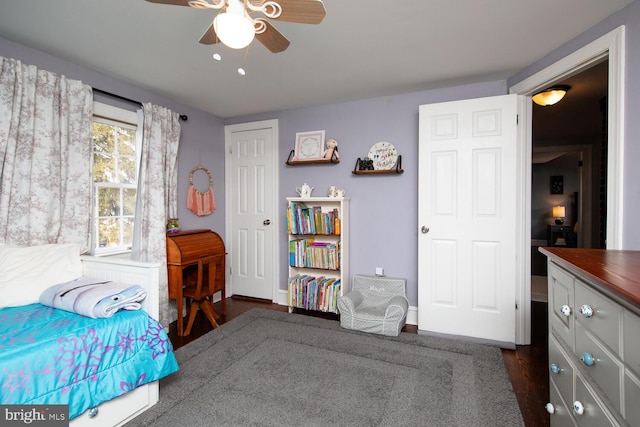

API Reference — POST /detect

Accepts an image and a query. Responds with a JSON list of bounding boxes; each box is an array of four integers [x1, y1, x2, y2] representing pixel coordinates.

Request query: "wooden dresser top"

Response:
[[539, 247, 640, 313]]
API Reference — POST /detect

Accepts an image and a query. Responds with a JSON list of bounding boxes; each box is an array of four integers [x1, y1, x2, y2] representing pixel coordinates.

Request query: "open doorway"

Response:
[[530, 60, 608, 303], [510, 25, 624, 345]]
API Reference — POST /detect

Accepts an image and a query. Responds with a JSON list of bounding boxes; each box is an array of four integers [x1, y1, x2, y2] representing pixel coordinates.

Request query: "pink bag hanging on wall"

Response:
[[187, 166, 216, 216]]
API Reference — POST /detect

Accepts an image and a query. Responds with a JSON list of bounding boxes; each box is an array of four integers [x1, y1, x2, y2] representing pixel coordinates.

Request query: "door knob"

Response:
[[263, 219, 271, 225], [421, 226, 430, 234]]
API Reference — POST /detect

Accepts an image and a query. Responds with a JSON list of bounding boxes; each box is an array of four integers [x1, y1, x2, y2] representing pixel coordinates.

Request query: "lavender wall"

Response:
[[0, 37, 227, 240], [4, 0, 639, 309], [226, 80, 508, 305], [508, 0, 640, 250], [224, 0, 640, 306]]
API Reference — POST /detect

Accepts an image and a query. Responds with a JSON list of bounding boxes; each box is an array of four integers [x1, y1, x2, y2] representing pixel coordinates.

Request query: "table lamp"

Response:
[[553, 206, 566, 225]]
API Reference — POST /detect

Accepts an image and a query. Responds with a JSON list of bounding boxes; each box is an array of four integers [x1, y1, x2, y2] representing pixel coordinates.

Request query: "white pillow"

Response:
[[0, 243, 83, 309]]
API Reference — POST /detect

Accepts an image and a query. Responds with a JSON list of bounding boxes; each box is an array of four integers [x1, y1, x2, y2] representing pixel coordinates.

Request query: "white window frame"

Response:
[[91, 102, 141, 255]]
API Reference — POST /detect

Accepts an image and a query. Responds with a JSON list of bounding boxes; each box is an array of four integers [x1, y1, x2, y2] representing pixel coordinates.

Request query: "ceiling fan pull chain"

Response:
[[237, 42, 251, 76]]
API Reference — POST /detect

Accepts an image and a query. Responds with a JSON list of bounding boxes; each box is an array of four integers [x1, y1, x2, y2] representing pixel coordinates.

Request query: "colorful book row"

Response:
[[287, 203, 341, 235], [289, 238, 341, 270], [287, 274, 341, 313]]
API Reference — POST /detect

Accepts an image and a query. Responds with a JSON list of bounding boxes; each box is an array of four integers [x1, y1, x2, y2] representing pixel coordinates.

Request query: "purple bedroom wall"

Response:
[[2, 0, 639, 309], [224, 80, 508, 305]]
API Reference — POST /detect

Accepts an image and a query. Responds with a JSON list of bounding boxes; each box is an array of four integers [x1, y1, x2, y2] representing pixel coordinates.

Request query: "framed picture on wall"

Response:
[[293, 130, 325, 161], [550, 175, 564, 194]]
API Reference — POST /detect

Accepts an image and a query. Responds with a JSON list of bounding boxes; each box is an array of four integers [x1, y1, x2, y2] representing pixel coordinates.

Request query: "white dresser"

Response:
[[540, 248, 640, 427]]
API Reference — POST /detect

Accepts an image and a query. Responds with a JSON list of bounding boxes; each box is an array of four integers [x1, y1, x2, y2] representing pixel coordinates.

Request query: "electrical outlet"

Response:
[[375, 267, 384, 276]]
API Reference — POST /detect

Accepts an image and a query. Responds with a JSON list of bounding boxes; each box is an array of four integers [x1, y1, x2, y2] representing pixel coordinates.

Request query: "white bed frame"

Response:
[[70, 256, 162, 427]]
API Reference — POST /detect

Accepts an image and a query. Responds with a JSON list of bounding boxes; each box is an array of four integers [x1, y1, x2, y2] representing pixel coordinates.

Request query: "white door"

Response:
[[418, 94, 518, 348], [225, 120, 278, 300]]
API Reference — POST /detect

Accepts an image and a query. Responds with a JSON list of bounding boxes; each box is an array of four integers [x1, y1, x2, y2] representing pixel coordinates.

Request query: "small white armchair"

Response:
[[338, 275, 408, 337]]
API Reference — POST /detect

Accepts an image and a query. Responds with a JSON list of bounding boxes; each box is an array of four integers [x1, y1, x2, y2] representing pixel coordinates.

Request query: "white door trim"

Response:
[[224, 119, 280, 301], [510, 25, 625, 344]]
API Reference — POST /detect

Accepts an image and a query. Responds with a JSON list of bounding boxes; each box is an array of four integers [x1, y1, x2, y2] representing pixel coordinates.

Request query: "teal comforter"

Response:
[[0, 303, 179, 419]]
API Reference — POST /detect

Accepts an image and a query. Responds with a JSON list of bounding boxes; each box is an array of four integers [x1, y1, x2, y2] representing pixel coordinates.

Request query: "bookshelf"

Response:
[[286, 197, 349, 314]]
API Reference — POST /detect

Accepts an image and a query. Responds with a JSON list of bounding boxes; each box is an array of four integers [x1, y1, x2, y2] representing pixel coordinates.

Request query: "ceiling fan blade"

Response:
[[198, 23, 220, 45], [145, 0, 192, 6], [255, 20, 290, 53], [251, 0, 326, 24]]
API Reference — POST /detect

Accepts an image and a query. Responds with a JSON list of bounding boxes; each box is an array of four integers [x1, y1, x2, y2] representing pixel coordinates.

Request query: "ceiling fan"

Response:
[[146, 0, 326, 53]]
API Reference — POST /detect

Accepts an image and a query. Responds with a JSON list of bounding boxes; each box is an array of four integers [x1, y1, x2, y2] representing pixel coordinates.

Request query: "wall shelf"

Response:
[[352, 155, 404, 175], [285, 150, 339, 165], [352, 169, 404, 175]]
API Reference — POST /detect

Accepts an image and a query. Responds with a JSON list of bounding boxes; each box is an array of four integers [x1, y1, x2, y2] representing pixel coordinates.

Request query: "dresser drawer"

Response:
[[574, 279, 622, 355], [71, 383, 152, 427], [549, 334, 575, 404], [542, 249, 640, 427], [575, 322, 622, 413], [549, 380, 577, 427], [623, 309, 640, 377], [573, 372, 618, 427], [623, 371, 640, 426], [549, 263, 575, 347]]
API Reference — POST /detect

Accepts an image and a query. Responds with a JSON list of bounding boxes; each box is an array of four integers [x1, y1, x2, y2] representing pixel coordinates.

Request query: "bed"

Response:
[[0, 245, 179, 427]]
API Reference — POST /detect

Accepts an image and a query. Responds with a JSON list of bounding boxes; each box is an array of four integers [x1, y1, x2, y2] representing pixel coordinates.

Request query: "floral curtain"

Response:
[[0, 56, 93, 248], [131, 103, 181, 327]]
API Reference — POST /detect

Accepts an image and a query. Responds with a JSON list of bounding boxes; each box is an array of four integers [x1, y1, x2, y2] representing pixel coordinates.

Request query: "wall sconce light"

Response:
[[552, 205, 566, 225], [533, 85, 571, 106]]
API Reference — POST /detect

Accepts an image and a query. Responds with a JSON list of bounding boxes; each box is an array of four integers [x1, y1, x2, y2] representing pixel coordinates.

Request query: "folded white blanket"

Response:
[[39, 276, 147, 318]]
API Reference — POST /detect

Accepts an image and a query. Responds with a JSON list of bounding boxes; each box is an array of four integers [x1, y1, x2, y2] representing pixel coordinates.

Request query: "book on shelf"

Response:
[[289, 238, 340, 270], [287, 202, 341, 236], [287, 274, 341, 313]]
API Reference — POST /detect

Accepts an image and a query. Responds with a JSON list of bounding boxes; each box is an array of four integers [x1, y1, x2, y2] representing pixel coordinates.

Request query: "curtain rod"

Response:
[[92, 88, 188, 121]]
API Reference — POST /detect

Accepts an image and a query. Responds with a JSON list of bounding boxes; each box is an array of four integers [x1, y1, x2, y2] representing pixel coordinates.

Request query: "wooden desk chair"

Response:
[[182, 254, 223, 336]]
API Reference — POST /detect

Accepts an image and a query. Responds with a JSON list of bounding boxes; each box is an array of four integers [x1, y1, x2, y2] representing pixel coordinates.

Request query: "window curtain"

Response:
[[0, 56, 93, 248], [131, 103, 181, 327]]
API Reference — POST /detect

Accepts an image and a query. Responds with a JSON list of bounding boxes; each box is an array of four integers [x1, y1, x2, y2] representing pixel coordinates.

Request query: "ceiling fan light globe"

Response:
[[213, 13, 255, 49]]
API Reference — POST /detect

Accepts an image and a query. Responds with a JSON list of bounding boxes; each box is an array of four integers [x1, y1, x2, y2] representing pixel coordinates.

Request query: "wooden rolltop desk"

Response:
[[166, 229, 226, 336]]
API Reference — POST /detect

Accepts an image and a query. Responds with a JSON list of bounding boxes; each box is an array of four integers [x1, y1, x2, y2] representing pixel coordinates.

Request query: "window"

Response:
[[92, 102, 140, 254]]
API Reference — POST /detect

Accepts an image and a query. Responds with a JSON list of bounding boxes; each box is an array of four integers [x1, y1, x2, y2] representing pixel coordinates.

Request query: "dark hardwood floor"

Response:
[[502, 301, 550, 427], [168, 297, 550, 427]]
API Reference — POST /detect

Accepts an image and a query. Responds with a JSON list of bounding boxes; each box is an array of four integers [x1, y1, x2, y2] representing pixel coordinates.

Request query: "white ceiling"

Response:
[[0, 0, 632, 118]]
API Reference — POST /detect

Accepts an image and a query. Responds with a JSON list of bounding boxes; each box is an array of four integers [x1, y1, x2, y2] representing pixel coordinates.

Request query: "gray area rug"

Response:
[[126, 308, 524, 426]]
